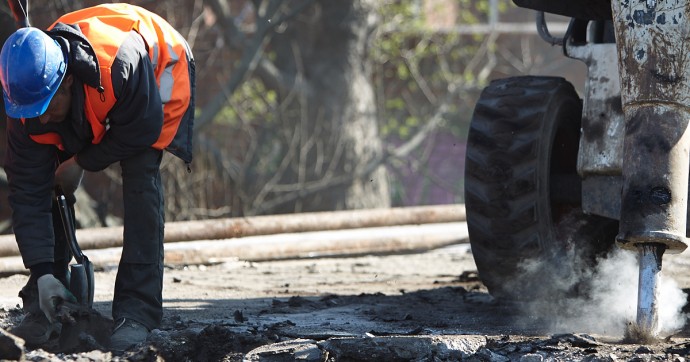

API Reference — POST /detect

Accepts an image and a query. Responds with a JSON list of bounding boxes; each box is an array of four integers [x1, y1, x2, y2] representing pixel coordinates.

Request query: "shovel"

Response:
[[55, 189, 107, 352], [55, 187, 94, 308]]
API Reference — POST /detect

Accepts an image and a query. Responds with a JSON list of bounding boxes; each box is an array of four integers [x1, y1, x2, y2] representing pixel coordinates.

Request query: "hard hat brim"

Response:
[[2, 83, 58, 119]]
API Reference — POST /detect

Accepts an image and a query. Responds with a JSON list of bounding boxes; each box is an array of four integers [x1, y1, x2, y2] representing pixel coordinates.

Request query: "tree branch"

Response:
[[196, 0, 318, 131], [249, 78, 460, 215]]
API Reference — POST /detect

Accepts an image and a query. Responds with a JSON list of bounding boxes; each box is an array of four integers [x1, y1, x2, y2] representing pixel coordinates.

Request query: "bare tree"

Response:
[[200, 0, 390, 215]]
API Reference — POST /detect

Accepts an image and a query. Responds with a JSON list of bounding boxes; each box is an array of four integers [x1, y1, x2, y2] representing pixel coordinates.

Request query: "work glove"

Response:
[[37, 274, 76, 323], [55, 157, 84, 195]]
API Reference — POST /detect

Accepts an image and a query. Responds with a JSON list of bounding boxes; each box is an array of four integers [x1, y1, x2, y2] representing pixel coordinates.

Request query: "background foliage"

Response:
[[0, 0, 583, 230]]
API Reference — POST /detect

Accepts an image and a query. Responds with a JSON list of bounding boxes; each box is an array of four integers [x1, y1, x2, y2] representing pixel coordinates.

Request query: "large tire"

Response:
[[464, 76, 618, 301]]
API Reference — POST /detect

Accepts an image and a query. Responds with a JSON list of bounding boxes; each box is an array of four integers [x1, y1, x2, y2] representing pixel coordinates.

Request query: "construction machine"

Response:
[[465, 0, 689, 337]]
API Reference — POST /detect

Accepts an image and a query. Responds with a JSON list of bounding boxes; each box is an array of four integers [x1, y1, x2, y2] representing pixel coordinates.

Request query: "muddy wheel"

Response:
[[464, 76, 618, 301]]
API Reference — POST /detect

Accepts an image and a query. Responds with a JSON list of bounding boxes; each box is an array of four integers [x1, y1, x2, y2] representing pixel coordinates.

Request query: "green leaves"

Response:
[[373, 0, 503, 140], [213, 79, 278, 126]]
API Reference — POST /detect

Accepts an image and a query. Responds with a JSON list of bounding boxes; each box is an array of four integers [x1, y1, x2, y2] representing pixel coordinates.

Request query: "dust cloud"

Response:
[[516, 247, 687, 338]]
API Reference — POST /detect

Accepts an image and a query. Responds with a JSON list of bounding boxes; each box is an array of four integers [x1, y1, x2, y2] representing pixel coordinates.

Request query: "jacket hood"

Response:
[[46, 23, 102, 91]]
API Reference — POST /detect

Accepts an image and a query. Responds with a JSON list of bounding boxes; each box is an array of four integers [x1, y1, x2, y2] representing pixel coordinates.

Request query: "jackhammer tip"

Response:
[[634, 243, 665, 342], [624, 320, 660, 344]]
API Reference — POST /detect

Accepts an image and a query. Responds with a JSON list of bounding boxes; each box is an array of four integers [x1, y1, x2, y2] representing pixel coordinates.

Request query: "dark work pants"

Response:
[[24, 148, 164, 330], [112, 148, 164, 330]]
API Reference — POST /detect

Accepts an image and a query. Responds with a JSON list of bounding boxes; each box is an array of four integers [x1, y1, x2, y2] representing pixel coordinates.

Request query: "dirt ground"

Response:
[[1, 241, 690, 360]]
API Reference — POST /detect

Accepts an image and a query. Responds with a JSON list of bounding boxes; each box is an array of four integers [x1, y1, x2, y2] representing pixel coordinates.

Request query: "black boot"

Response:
[[10, 281, 60, 347]]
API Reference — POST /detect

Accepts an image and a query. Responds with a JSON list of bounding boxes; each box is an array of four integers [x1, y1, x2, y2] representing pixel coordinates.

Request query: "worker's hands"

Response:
[[55, 157, 84, 195], [37, 274, 76, 323]]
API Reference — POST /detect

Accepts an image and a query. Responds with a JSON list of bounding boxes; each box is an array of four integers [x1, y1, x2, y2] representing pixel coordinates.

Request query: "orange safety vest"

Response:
[[29, 4, 191, 150]]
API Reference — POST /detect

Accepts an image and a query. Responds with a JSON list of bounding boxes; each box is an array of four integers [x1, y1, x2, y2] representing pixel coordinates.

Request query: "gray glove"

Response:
[[37, 274, 76, 322], [55, 157, 84, 195]]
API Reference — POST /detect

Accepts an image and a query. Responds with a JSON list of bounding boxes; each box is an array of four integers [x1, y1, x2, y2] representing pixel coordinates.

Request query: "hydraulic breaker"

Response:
[[612, 0, 690, 336]]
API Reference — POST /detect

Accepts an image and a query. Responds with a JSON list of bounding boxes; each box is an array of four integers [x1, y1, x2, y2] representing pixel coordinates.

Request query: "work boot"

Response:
[[11, 312, 59, 347], [10, 283, 60, 347], [110, 318, 149, 353]]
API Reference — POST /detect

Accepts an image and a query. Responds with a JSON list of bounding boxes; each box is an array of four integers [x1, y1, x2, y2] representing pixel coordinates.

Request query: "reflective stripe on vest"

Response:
[[33, 3, 192, 150]]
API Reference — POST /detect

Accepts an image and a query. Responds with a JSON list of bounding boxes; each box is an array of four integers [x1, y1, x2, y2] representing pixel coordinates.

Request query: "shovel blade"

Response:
[[69, 264, 88, 306], [71, 258, 95, 308], [83, 256, 95, 307]]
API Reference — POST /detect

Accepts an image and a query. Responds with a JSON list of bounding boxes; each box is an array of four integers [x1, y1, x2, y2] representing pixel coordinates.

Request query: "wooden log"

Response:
[[0, 222, 469, 275], [0, 204, 465, 257]]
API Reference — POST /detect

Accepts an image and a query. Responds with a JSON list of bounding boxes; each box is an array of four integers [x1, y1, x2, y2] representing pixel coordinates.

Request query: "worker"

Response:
[[0, 3, 195, 352]]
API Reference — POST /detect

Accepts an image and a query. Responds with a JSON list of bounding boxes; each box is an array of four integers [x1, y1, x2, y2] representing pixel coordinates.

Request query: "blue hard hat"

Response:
[[0, 27, 67, 118]]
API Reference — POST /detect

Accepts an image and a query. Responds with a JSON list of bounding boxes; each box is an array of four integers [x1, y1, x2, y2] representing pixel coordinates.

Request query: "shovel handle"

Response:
[[55, 187, 85, 264]]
